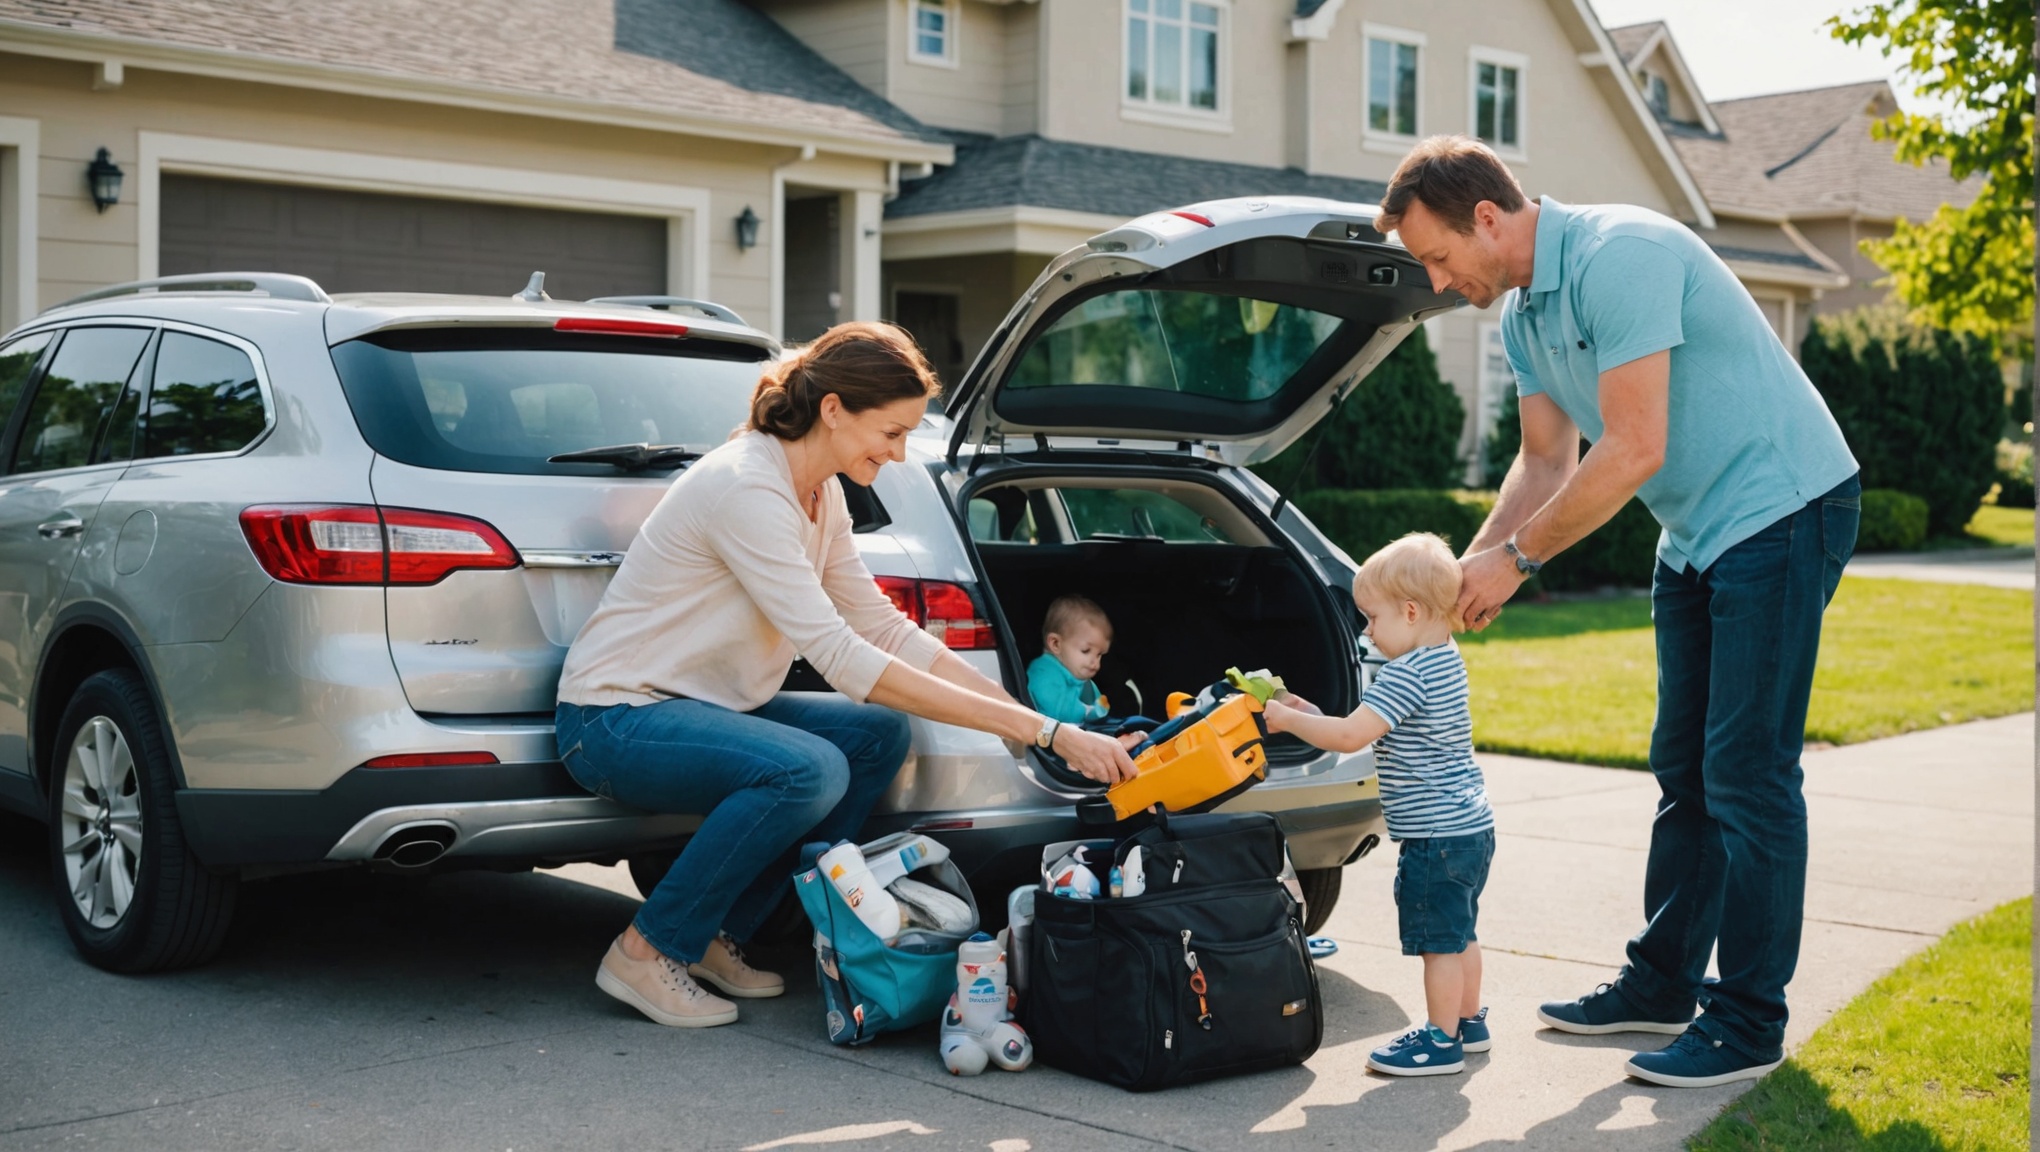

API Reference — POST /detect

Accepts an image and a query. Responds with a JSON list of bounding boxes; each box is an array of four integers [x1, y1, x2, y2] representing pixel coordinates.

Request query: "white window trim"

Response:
[[907, 0, 960, 70], [0, 116, 39, 331], [133, 133, 712, 301], [1120, 0, 1233, 128], [1467, 45, 1529, 162], [1361, 23, 1425, 155]]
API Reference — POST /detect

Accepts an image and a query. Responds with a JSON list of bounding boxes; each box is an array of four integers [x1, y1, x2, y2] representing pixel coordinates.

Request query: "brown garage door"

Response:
[[160, 175, 666, 300]]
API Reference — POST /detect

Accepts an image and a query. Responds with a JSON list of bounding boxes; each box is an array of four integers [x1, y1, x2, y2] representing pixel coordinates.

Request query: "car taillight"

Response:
[[240, 505, 521, 586], [363, 752, 500, 769], [875, 576, 997, 650], [554, 316, 690, 338]]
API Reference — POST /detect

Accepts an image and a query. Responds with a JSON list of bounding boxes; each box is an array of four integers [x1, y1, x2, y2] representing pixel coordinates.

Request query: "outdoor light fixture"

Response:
[[735, 205, 760, 251], [86, 148, 123, 213]]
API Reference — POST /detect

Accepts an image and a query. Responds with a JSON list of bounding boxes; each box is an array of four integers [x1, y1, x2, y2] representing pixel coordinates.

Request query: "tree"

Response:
[[1829, 1, 2035, 355], [1481, 386, 1521, 489], [1255, 325, 1465, 492]]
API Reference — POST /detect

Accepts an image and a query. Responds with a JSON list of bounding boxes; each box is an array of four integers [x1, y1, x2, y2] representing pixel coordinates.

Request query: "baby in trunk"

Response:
[[1025, 595, 1148, 749]]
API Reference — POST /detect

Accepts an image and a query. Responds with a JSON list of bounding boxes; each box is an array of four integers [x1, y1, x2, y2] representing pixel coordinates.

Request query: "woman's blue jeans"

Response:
[[554, 694, 912, 966], [1615, 474, 1860, 1061]]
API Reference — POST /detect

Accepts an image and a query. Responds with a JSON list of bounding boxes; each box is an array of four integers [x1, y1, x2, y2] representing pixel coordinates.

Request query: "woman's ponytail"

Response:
[[746, 321, 941, 440]]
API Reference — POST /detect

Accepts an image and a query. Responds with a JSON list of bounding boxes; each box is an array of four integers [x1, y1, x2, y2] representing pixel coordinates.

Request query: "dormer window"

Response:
[[1126, 0, 1223, 113], [911, 0, 957, 67], [1641, 71, 1670, 119]]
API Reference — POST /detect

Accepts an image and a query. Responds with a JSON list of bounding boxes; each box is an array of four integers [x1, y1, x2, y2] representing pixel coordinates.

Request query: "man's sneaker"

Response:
[[1458, 1007, 1492, 1053], [1626, 1026, 1783, 1088], [596, 936, 739, 1027], [689, 933, 785, 999], [1536, 982, 1692, 1036], [1366, 1025, 1465, 1077]]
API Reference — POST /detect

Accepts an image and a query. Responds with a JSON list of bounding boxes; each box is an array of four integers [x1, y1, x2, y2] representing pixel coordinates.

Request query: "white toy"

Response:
[[939, 932, 1033, 1075]]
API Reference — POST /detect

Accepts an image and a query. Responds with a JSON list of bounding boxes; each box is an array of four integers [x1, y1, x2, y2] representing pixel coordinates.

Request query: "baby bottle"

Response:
[[818, 840, 901, 942]]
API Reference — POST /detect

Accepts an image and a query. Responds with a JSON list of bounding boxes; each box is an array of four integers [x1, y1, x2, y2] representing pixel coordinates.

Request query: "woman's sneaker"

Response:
[[690, 933, 785, 999], [1537, 982, 1692, 1035], [1625, 1027, 1783, 1088], [1458, 1007, 1492, 1053], [596, 936, 740, 1027], [1366, 1025, 1465, 1077]]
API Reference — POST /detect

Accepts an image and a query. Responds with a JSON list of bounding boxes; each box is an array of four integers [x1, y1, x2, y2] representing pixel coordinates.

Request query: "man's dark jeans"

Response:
[[1615, 474, 1860, 1060]]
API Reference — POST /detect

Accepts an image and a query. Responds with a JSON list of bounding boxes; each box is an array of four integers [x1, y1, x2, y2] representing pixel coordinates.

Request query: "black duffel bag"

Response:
[[1020, 811, 1322, 1091]]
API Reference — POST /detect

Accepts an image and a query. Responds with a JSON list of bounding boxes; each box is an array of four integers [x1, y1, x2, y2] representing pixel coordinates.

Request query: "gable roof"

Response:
[[1606, 21, 1661, 62], [0, 0, 948, 157], [886, 134, 1387, 221]]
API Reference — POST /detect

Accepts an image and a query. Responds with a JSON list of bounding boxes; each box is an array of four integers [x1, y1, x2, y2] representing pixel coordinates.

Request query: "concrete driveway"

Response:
[[1846, 546, 2035, 590], [0, 713, 2029, 1151]]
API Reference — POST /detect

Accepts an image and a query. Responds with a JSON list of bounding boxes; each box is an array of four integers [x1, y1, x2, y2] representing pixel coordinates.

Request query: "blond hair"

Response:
[[1042, 594, 1110, 643], [1354, 533, 1463, 624]]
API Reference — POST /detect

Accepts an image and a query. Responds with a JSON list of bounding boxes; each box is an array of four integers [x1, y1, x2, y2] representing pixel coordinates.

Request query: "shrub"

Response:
[[1481, 386, 1521, 489], [1257, 325, 1465, 492], [1857, 488, 1929, 551], [1801, 306, 2003, 537], [1293, 489, 1661, 591], [1538, 499, 1661, 592], [1994, 440, 2035, 509]]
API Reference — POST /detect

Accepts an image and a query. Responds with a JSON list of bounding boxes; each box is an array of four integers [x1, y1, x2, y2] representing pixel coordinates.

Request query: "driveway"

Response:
[[0, 713, 2030, 1151], [1846, 546, 2035, 590]]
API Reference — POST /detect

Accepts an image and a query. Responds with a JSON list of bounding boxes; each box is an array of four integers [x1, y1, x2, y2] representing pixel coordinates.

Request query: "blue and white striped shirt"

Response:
[[1360, 641, 1494, 840]]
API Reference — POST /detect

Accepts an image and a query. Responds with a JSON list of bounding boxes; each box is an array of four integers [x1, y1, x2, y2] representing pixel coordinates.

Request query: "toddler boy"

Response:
[[1263, 533, 1495, 1076]]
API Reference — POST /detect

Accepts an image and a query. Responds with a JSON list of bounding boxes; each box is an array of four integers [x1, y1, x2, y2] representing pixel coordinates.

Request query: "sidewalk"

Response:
[[1847, 546, 2035, 590]]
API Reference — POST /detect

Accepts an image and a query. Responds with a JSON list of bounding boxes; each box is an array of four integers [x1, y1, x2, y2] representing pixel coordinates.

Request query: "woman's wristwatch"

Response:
[[1035, 715, 1061, 749]]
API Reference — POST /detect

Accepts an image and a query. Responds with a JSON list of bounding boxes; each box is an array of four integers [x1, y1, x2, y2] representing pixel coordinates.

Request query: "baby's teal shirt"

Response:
[[1026, 654, 1109, 724]]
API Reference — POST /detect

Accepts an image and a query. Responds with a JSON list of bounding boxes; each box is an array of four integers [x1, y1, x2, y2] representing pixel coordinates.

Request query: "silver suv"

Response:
[[0, 198, 1453, 972]]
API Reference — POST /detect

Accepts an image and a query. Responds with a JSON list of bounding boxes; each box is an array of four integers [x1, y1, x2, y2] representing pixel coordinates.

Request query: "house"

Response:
[[0, 0, 954, 338], [1612, 21, 1983, 348]]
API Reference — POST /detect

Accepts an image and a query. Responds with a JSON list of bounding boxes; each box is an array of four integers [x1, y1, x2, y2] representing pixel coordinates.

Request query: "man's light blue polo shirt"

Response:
[[1501, 197, 1857, 573]]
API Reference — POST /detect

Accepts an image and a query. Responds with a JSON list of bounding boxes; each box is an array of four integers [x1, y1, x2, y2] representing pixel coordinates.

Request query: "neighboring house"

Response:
[[1613, 21, 1982, 349], [0, 0, 953, 338]]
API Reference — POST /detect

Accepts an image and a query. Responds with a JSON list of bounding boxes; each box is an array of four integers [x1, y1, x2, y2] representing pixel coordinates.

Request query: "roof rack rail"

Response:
[[51, 272, 331, 312], [587, 296, 749, 327]]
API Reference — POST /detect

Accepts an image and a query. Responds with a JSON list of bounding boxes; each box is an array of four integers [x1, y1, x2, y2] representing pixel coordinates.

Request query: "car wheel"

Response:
[[47, 668, 237, 972], [1298, 866, 1341, 935], [626, 851, 811, 945]]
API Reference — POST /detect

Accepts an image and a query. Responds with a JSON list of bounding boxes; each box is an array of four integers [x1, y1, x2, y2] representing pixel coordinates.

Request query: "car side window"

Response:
[[144, 332, 268, 458], [1060, 488, 1234, 543], [10, 327, 152, 475], [0, 330, 57, 443]]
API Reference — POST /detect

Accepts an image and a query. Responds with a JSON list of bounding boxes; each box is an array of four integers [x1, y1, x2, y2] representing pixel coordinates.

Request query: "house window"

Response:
[[1365, 28, 1422, 139], [1641, 71, 1670, 118], [1470, 48, 1526, 156], [910, 0, 955, 66], [1126, 0, 1223, 113]]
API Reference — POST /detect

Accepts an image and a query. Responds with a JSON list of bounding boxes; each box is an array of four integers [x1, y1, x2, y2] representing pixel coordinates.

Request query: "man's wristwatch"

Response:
[[1035, 716, 1061, 749], [1504, 535, 1544, 577]]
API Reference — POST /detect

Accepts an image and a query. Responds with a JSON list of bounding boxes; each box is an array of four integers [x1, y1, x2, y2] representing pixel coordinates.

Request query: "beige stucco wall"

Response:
[[1797, 217, 1896, 319], [883, 250, 1049, 371], [0, 51, 899, 333], [888, 0, 1025, 137], [751, 0, 891, 97]]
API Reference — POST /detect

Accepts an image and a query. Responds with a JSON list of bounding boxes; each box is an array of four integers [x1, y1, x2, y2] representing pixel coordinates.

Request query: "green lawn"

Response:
[[1460, 577, 2034, 768], [1689, 899, 2031, 1152], [1961, 504, 2034, 549]]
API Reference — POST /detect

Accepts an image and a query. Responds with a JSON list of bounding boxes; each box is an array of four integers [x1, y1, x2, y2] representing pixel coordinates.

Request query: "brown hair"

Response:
[[748, 321, 941, 440], [1043, 594, 1110, 643], [1376, 135, 1527, 235], [1354, 533, 1463, 627]]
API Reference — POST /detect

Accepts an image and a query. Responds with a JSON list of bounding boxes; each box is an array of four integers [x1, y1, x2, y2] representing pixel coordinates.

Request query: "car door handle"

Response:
[[36, 515, 84, 539]]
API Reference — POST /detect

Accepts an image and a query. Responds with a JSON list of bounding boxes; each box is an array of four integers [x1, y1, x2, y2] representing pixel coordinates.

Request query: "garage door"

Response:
[[160, 175, 666, 300]]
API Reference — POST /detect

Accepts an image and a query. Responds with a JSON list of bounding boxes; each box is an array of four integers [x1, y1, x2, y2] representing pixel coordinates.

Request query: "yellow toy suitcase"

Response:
[[1080, 669, 1281, 824]]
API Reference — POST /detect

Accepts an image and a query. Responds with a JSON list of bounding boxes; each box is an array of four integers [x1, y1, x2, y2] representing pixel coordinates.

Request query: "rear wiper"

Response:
[[547, 443, 703, 472]]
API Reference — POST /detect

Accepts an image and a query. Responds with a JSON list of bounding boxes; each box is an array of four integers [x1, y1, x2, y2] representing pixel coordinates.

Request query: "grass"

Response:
[[1689, 899, 2032, 1152], [1957, 504, 2034, 550], [1459, 576, 2034, 768]]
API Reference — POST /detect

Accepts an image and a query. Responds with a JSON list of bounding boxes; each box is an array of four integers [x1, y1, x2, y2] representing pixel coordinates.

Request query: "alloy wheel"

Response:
[[58, 716, 142, 928]]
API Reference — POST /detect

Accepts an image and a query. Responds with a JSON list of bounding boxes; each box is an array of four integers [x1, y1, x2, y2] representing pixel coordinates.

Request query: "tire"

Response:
[[1298, 866, 1341, 935], [626, 851, 810, 945], [46, 668, 238, 972]]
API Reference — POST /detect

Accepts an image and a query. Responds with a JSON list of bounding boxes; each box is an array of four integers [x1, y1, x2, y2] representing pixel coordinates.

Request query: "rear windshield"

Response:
[[1007, 289, 1346, 403], [330, 330, 768, 476]]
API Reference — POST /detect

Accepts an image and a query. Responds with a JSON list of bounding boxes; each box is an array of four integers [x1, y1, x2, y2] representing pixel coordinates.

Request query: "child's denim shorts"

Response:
[[1393, 828, 1495, 956]]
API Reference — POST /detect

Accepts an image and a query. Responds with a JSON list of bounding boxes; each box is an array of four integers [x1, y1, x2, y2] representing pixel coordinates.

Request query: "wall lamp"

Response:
[[735, 205, 761, 252], [86, 148, 124, 213]]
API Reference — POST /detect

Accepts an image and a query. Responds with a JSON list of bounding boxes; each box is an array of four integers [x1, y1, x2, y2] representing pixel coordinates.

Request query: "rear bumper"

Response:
[[176, 761, 694, 868]]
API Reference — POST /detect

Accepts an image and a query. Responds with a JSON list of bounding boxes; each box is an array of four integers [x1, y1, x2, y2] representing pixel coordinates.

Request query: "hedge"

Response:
[[1858, 488, 1929, 551], [1294, 489, 1662, 591], [1256, 325, 1465, 492], [1801, 306, 2002, 537]]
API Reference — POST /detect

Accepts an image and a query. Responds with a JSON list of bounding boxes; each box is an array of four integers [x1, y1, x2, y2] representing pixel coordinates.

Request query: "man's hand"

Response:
[[1457, 545, 1525, 633]]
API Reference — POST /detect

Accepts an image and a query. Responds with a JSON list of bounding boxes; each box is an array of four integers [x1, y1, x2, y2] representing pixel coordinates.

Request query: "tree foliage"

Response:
[[1256, 325, 1465, 491], [1829, 0, 2035, 354]]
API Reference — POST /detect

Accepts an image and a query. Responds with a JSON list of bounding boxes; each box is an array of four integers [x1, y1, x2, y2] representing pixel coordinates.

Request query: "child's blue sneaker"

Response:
[[1366, 1024, 1464, 1077], [1625, 1026, 1782, 1088], [1458, 1007, 1491, 1053]]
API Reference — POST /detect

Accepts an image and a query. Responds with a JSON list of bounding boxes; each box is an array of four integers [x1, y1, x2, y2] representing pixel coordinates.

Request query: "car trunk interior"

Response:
[[966, 475, 1353, 767]]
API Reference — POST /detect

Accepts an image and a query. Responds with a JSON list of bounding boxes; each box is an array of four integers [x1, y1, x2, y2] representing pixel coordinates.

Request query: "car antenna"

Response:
[[515, 271, 550, 302]]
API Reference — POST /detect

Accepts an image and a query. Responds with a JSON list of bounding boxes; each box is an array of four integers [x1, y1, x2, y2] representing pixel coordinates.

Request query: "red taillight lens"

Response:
[[875, 576, 996, 650], [554, 316, 690, 338], [363, 752, 500, 769], [239, 505, 521, 586], [1170, 210, 1215, 227]]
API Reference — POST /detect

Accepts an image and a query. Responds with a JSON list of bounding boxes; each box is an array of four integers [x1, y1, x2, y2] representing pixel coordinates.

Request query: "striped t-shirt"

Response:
[[1359, 641, 1494, 840]]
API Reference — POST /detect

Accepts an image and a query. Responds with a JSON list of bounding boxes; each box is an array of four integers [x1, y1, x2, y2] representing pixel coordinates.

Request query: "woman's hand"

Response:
[[1053, 724, 1140, 785]]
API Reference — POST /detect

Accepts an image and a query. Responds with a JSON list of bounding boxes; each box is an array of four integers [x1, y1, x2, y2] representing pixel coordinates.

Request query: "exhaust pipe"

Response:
[[372, 822, 458, 868]]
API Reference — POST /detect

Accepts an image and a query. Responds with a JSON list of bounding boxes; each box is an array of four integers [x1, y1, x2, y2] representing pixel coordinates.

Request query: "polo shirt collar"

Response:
[[1526, 195, 1569, 298]]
